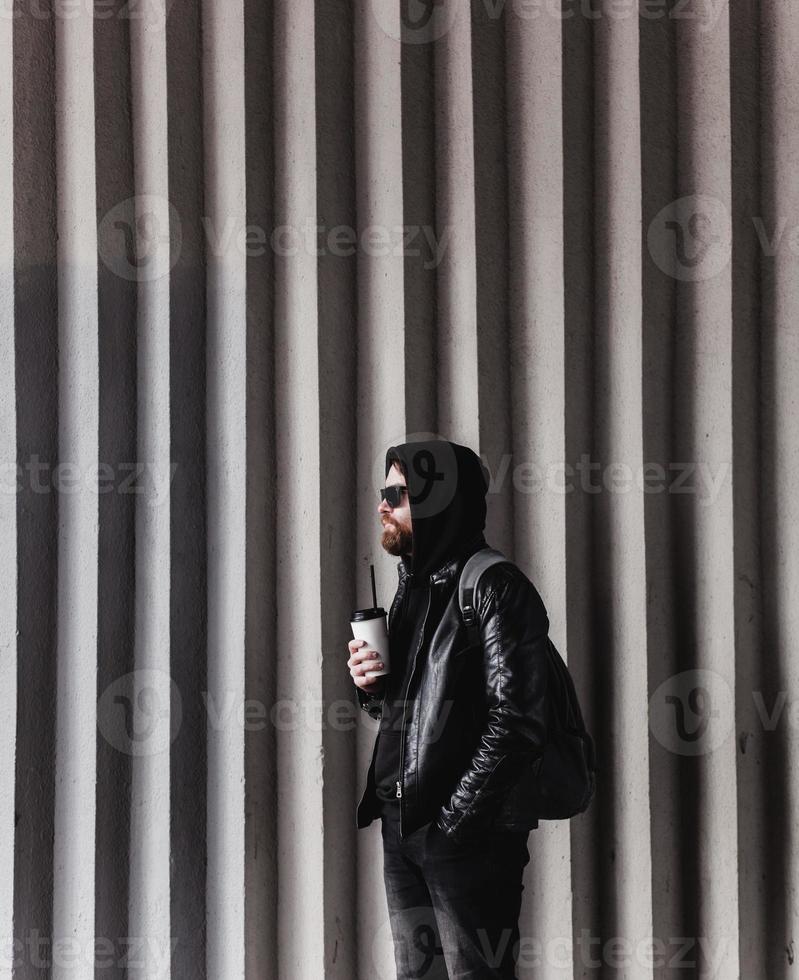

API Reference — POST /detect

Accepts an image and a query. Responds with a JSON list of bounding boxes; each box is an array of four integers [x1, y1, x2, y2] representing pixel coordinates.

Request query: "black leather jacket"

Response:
[[355, 535, 550, 842]]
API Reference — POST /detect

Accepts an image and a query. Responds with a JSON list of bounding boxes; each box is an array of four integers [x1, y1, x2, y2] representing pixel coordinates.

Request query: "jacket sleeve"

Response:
[[356, 681, 386, 721], [435, 565, 549, 841]]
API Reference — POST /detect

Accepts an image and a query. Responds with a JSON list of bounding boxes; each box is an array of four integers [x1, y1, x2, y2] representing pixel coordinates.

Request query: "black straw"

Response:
[[370, 563, 377, 609]]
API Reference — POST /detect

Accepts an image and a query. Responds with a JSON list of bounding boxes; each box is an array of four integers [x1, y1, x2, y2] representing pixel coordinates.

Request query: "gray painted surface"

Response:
[[52, 7, 100, 980], [2, 0, 796, 978]]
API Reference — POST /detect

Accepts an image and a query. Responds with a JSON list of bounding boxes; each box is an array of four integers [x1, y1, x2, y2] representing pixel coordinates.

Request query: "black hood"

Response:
[[385, 439, 490, 583]]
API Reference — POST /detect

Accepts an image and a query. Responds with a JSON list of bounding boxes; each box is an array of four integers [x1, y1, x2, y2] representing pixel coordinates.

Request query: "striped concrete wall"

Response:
[[1, 0, 796, 978]]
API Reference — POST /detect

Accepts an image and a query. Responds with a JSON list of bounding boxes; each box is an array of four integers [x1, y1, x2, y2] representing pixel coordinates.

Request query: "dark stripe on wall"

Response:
[[13, 4, 59, 976], [471, 0, 513, 554], [93, 3, 137, 974], [728, 1, 766, 976], [562, 0, 601, 949], [243, 0, 278, 975], [166, 0, 208, 974], [758, 6, 792, 978], [401, 15, 437, 431], [315, 2, 359, 977], [640, 9, 683, 978]]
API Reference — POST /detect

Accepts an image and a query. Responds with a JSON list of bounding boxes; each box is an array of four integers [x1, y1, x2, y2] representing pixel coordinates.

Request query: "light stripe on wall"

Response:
[[52, 3, 100, 977]]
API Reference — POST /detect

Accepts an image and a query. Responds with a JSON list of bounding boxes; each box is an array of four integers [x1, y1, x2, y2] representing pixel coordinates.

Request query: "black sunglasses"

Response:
[[378, 485, 408, 507]]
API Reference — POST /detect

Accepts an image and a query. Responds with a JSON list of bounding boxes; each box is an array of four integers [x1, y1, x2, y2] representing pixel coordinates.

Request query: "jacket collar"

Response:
[[396, 531, 487, 588]]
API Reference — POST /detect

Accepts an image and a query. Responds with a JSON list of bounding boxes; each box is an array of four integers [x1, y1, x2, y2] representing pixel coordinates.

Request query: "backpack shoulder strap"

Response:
[[458, 548, 508, 632]]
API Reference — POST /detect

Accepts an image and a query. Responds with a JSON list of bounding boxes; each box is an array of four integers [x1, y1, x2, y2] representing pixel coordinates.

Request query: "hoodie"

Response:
[[373, 439, 491, 806], [385, 438, 491, 583]]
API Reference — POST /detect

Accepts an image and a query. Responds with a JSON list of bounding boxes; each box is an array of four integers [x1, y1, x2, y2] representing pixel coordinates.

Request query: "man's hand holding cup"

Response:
[[347, 638, 387, 694]]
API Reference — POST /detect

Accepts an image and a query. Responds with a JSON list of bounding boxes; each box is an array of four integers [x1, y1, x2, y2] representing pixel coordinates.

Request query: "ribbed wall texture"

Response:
[[1, 0, 796, 978]]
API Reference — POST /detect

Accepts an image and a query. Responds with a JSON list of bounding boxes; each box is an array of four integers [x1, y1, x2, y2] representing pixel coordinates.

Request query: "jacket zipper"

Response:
[[397, 587, 433, 825], [385, 571, 408, 800], [394, 578, 413, 799]]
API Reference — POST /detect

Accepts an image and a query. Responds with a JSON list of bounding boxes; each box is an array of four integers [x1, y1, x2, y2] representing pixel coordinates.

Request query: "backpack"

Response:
[[458, 548, 596, 820]]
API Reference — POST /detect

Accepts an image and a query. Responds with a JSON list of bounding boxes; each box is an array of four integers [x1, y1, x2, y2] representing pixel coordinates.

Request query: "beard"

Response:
[[380, 518, 413, 557]]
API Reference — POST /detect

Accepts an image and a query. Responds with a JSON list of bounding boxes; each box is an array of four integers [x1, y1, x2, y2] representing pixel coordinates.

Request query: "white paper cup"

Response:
[[350, 608, 390, 677]]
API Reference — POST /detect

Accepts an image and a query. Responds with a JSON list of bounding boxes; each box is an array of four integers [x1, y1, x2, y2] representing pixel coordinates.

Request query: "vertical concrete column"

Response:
[[561, 10, 603, 962], [676, 3, 740, 976], [52, 4, 98, 978], [761, 3, 799, 977], [127, 2, 172, 977], [505, 5, 572, 978], [0, 0, 15, 969], [202, 0, 248, 975], [435, 0, 478, 444], [12, 8, 59, 975], [398, 11, 437, 432], [273, 2, 325, 977], [593, 4, 654, 975], [243, 1, 278, 975], [313, 1, 359, 978], [165, 0, 208, 971], [726, 2, 766, 974], [639, 10, 685, 972], [353, 1, 407, 977], [471, 1, 513, 551]]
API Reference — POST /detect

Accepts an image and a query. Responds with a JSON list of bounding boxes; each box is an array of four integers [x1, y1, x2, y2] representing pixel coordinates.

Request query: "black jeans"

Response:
[[380, 805, 531, 979]]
